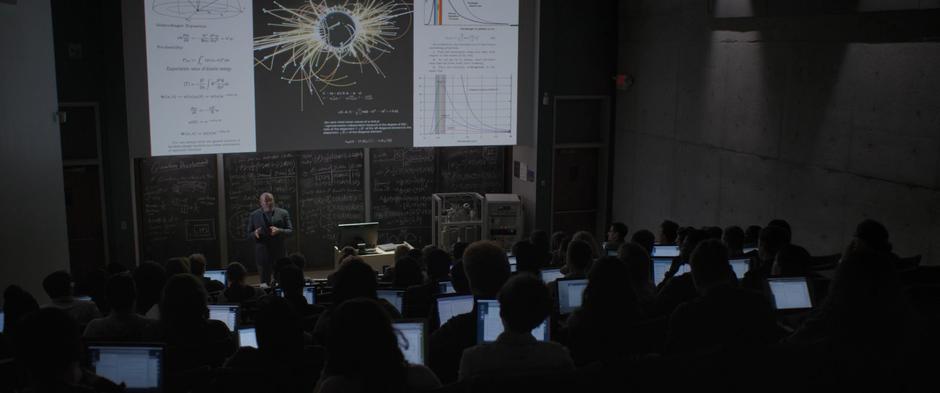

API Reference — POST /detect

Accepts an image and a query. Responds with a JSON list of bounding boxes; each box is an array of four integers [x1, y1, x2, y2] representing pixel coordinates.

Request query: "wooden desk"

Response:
[[333, 242, 412, 272]]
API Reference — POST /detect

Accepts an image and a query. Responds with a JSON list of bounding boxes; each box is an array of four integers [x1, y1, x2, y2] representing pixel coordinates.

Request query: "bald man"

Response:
[[246, 193, 293, 285]]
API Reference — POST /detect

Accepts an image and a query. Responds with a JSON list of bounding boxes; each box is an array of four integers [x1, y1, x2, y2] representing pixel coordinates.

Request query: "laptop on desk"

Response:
[[87, 343, 164, 393]]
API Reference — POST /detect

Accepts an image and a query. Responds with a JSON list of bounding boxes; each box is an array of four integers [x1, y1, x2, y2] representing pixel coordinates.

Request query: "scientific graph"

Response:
[[416, 74, 513, 137], [152, 0, 245, 21], [423, 0, 517, 26]]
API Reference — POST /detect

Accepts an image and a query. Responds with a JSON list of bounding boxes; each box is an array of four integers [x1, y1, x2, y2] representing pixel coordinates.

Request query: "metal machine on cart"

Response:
[[431, 193, 484, 249]]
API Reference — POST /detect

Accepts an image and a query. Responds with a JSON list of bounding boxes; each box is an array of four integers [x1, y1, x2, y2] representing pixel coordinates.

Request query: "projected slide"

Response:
[[412, 0, 518, 147], [145, 0, 256, 155], [252, 0, 415, 148]]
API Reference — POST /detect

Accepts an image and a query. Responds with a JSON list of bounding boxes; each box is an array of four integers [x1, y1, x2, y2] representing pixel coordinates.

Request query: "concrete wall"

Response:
[[0, 0, 71, 302], [612, 1, 940, 263]]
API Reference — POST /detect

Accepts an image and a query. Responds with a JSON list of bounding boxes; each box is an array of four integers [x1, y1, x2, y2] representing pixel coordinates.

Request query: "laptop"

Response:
[[436, 294, 474, 326], [768, 277, 813, 310], [438, 281, 456, 294], [393, 320, 427, 365], [508, 256, 518, 273], [203, 270, 227, 287], [476, 299, 549, 344], [75, 295, 93, 301], [0, 308, 4, 333], [540, 268, 564, 284], [742, 247, 758, 255], [303, 285, 316, 304], [652, 258, 689, 286], [729, 258, 750, 279], [207, 304, 239, 331], [377, 289, 405, 314], [606, 249, 619, 257], [652, 244, 680, 258], [87, 343, 164, 392], [237, 327, 258, 348], [557, 278, 588, 315]]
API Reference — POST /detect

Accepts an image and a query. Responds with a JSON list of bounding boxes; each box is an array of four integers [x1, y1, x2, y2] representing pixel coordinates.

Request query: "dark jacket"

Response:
[[246, 208, 293, 267]]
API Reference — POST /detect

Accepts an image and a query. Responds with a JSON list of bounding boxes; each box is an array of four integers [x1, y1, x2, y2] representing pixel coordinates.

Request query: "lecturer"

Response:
[[246, 192, 293, 285]]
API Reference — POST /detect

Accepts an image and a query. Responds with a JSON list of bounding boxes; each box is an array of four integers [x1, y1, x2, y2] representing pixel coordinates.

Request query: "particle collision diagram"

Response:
[[254, 0, 413, 108]]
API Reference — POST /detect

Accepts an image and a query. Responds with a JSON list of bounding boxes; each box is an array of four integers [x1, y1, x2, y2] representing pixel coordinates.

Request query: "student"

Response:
[[723, 226, 746, 257], [742, 225, 790, 292], [571, 231, 601, 259], [630, 229, 656, 257], [852, 219, 893, 255], [743, 225, 762, 249], [563, 240, 593, 279], [766, 219, 792, 244], [458, 274, 574, 380], [529, 230, 552, 267], [164, 257, 191, 276], [658, 220, 679, 245], [392, 256, 423, 288], [549, 231, 569, 267], [314, 259, 401, 344], [511, 239, 541, 274], [278, 264, 321, 318], [40, 270, 101, 325], [604, 222, 629, 251], [653, 228, 706, 317], [450, 259, 471, 295], [83, 273, 154, 341], [665, 240, 780, 354], [403, 248, 452, 318], [317, 298, 441, 393], [429, 241, 510, 384], [1, 285, 39, 359], [218, 262, 265, 304], [566, 257, 645, 366], [189, 253, 224, 292], [133, 261, 166, 315], [618, 242, 656, 305], [772, 244, 813, 277]]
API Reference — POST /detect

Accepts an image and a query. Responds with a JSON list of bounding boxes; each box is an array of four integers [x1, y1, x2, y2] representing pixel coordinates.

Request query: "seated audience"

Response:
[[429, 241, 510, 384], [618, 242, 656, 305], [852, 219, 893, 255], [392, 256, 424, 288], [665, 240, 781, 354], [218, 262, 265, 304], [563, 240, 593, 280], [459, 274, 574, 380], [704, 226, 723, 240], [603, 222, 629, 251], [164, 257, 191, 276], [653, 228, 707, 317], [189, 253, 224, 292], [772, 244, 813, 277], [450, 259, 471, 295], [511, 239, 541, 274], [317, 298, 441, 393], [744, 225, 762, 249], [74, 268, 110, 315], [658, 220, 679, 245], [278, 264, 321, 318], [571, 231, 601, 259], [741, 225, 790, 292], [133, 261, 166, 315], [403, 248, 451, 318], [630, 229, 655, 256], [1, 285, 39, 358], [566, 256, 645, 366], [40, 270, 101, 325], [314, 258, 401, 343], [529, 229, 552, 266], [766, 219, 793, 244], [83, 272, 154, 340], [549, 231, 570, 266], [723, 225, 746, 257]]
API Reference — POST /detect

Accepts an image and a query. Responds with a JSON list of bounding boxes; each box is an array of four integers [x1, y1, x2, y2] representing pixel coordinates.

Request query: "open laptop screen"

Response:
[[207, 304, 238, 331], [438, 281, 456, 294], [652, 258, 689, 286], [237, 327, 258, 348], [652, 245, 680, 258], [203, 270, 226, 287], [303, 285, 316, 304], [768, 277, 813, 310], [729, 258, 749, 279], [393, 321, 426, 365], [557, 278, 588, 315], [0, 309, 4, 333], [88, 344, 163, 392], [540, 268, 564, 284], [476, 299, 548, 344], [437, 294, 474, 326], [377, 290, 405, 314]]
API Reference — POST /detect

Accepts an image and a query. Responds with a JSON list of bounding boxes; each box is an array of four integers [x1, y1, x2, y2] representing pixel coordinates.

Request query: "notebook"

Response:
[[436, 294, 474, 326], [207, 304, 238, 331], [476, 299, 549, 344], [377, 289, 405, 314], [393, 320, 426, 365], [87, 343, 164, 392], [557, 278, 588, 315], [768, 277, 813, 310]]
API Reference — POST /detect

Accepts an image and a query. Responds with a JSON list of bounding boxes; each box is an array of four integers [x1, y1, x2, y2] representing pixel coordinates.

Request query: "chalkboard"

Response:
[[370, 147, 436, 247], [137, 155, 220, 264], [224, 152, 299, 271], [298, 150, 365, 269], [436, 147, 506, 194]]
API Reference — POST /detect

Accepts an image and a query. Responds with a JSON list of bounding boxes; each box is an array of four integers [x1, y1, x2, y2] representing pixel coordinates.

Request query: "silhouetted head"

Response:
[[463, 241, 511, 298], [255, 295, 304, 359], [704, 226, 723, 240], [159, 274, 209, 329], [550, 231, 568, 253], [618, 242, 652, 287], [511, 239, 541, 274], [133, 261, 166, 314], [566, 240, 594, 276], [660, 220, 679, 244], [572, 231, 600, 258], [744, 225, 762, 246], [853, 219, 892, 254], [450, 259, 470, 294], [164, 257, 191, 277], [393, 245, 410, 261], [106, 273, 137, 314], [325, 298, 406, 390], [680, 228, 707, 261], [393, 256, 423, 288], [530, 230, 551, 259], [584, 256, 638, 314], [15, 308, 82, 383], [767, 219, 792, 244], [498, 274, 551, 335], [759, 225, 790, 262], [3, 285, 39, 336], [225, 262, 248, 287], [607, 222, 628, 243], [332, 258, 378, 304], [824, 245, 901, 325], [188, 254, 208, 276], [772, 244, 812, 277], [289, 252, 307, 271], [278, 264, 305, 297], [723, 226, 745, 255], [425, 248, 452, 281], [690, 239, 734, 291], [451, 241, 470, 260], [274, 256, 294, 283], [42, 270, 72, 300], [630, 230, 655, 256]]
